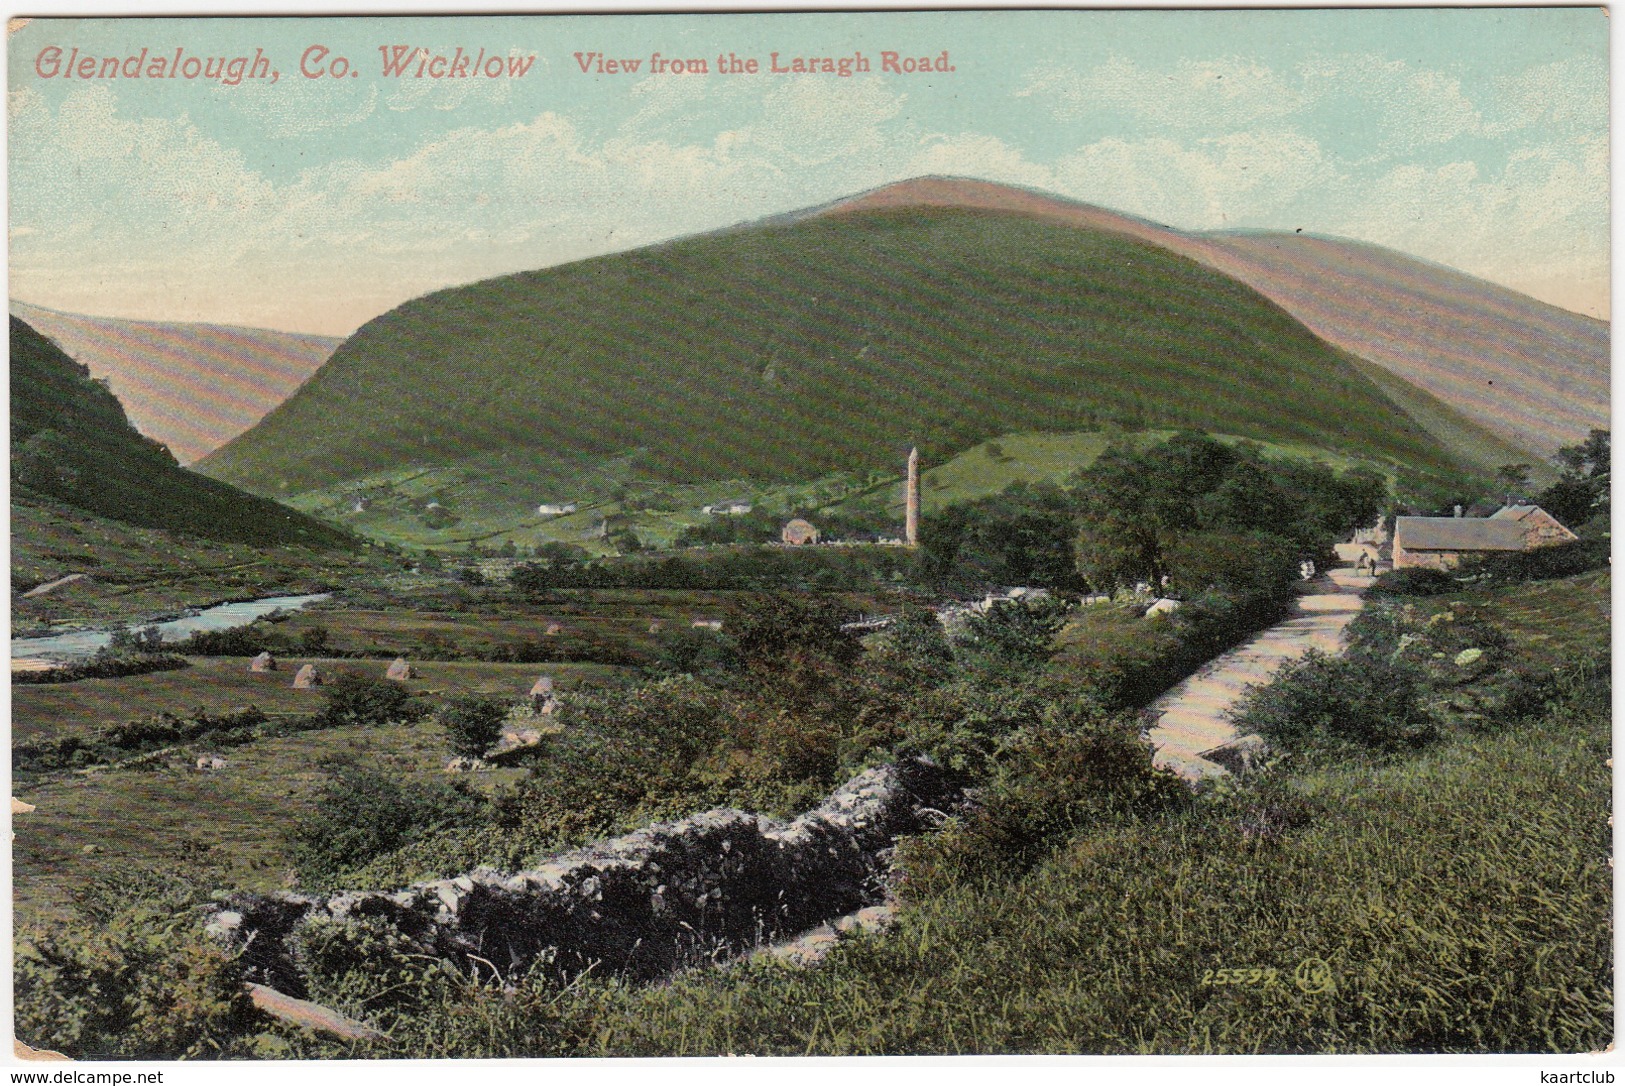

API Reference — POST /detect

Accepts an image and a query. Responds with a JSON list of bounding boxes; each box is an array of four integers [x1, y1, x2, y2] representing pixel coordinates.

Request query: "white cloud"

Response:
[[907, 133, 1056, 191], [1487, 56, 1608, 138], [1021, 55, 1309, 131], [1299, 54, 1483, 148], [1336, 136, 1608, 313], [216, 77, 378, 137], [1051, 131, 1337, 229]]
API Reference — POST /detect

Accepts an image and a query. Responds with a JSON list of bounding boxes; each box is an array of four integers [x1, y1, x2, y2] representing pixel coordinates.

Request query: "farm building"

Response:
[[781, 518, 820, 545], [1392, 506, 1577, 570], [1488, 504, 1581, 546], [703, 500, 753, 516], [537, 502, 578, 516]]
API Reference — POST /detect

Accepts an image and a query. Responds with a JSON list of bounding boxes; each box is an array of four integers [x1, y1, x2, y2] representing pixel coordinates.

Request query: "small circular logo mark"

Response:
[[1294, 957, 1334, 994]]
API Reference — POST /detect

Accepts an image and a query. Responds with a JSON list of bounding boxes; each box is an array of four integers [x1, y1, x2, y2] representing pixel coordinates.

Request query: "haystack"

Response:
[[293, 663, 322, 689], [385, 657, 416, 681], [249, 651, 277, 673], [781, 518, 820, 545]]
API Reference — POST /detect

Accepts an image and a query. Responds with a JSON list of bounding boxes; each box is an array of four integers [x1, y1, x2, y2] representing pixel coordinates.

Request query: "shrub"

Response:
[[15, 872, 257, 1059], [13, 652, 189, 685], [953, 597, 1072, 673], [292, 763, 486, 885], [167, 624, 271, 656], [1228, 649, 1435, 755], [440, 695, 509, 760], [14, 707, 273, 774], [1366, 567, 1458, 598], [900, 700, 1187, 893], [298, 624, 332, 654], [1457, 538, 1610, 585], [317, 672, 427, 728], [653, 626, 742, 676]]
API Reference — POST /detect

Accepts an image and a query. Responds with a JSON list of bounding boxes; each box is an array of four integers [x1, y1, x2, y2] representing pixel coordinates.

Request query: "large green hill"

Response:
[[10, 315, 353, 552], [199, 207, 1480, 499]]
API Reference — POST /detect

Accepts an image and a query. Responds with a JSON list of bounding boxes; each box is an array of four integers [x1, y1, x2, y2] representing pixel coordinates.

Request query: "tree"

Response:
[[1539, 429, 1609, 527], [439, 695, 509, 759], [1555, 429, 1610, 479], [1163, 530, 1299, 610], [1494, 463, 1532, 497], [1075, 511, 1165, 592], [919, 483, 1082, 591], [954, 597, 1072, 672], [317, 672, 425, 728], [607, 528, 643, 555]]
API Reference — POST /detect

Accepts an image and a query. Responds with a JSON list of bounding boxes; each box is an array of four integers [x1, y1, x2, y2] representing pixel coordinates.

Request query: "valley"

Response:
[[10, 177, 1610, 1061]]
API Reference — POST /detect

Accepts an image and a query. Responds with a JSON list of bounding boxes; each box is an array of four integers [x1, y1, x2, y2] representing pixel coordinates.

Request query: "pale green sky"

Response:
[[7, 9, 1610, 333]]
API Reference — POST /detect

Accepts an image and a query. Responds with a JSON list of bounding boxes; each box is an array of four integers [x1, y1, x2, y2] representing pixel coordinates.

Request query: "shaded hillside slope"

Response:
[[199, 208, 1469, 496], [10, 316, 352, 551], [1179, 233, 1607, 459], [10, 301, 340, 464], [814, 178, 1607, 459]]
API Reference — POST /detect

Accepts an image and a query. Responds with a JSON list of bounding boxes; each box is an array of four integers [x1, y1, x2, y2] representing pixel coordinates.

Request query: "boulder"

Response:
[[292, 664, 321, 689], [249, 652, 277, 673], [1199, 733, 1268, 776]]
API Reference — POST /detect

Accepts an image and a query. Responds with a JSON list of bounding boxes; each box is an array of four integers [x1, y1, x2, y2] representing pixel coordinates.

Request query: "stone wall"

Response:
[[206, 758, 956, 994]]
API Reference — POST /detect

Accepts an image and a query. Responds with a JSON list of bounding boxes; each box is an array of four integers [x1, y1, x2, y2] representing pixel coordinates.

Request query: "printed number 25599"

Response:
[[1201, 967, 1278, 986]]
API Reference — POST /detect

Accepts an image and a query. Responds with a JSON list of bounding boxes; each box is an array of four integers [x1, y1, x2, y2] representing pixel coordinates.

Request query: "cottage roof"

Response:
[[1394, 516, 1526, 552], [1489, 504, 1542, 522]]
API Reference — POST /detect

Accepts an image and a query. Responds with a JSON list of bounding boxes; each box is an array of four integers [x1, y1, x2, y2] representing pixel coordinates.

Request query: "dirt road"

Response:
[[1146, 565, 1372, 781]]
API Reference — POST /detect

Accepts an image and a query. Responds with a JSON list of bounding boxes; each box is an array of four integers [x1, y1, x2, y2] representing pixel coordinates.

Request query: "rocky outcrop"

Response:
[[207, 758, 955, 995]]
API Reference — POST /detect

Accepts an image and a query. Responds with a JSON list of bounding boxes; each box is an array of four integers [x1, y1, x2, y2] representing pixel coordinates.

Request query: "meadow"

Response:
[[269, 569, 1612, 1057]]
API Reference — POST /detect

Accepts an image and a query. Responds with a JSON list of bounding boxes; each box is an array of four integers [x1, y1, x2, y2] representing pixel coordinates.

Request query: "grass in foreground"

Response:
[[244, 669, 1604, 1059], [1471, 568, 1610, 670]]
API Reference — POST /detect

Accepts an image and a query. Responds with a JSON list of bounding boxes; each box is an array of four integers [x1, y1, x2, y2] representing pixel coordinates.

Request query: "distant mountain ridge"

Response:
[[800, 177, 1607, 459], [9, 301, 341, 464], [10, 315, 351, 551]]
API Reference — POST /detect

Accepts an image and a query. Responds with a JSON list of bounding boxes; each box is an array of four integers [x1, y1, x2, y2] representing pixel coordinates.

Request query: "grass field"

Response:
[[11, 657, 610, 746], [11, 717, 523, 926], [274, 427, 1399, 555], [273, 593, 771, 663], [565, 695, 1608, 1055]]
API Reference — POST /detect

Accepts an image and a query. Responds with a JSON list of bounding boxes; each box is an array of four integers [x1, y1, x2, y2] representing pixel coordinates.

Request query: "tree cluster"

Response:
[[1070, 433, 1385, 595]]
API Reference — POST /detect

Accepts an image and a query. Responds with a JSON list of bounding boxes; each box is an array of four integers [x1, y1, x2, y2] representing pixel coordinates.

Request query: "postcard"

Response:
[[6, 6, 1612, 1076]]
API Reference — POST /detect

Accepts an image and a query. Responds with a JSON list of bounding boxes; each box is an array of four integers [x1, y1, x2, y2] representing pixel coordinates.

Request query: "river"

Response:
[[10, 594, 331, 663]]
